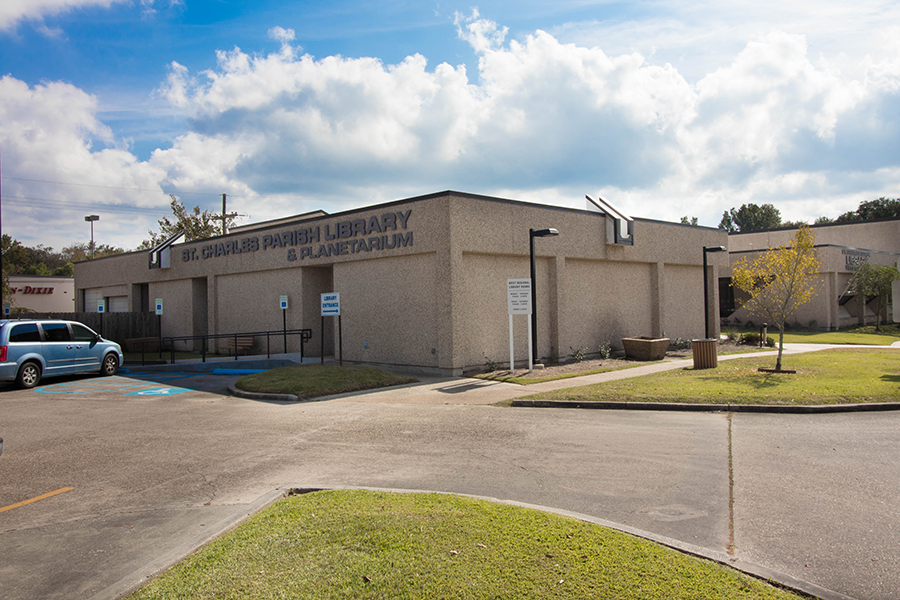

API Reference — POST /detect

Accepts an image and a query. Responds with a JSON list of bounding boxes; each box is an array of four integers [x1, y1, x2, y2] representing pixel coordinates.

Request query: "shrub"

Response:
[[598, 341, 612, 359], [672, 337, 692, 350], [483, 354, 498, 372], [569, 346, 588, 362]]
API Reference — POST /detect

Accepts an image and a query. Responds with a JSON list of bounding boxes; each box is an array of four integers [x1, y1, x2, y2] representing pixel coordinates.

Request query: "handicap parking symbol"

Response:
[[127, 387, 188, 396]]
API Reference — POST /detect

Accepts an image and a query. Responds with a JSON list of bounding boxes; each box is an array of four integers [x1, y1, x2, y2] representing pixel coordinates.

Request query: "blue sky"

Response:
[[2, 0, 899, 251]]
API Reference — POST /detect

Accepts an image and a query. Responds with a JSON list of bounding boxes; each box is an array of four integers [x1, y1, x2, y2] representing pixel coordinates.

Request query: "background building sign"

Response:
[[843, 249, 871, 271]]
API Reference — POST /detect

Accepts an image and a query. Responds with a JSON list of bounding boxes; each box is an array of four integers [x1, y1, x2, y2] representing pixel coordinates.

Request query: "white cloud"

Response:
[[5, 11, 900, 249], [268, 26, 295, 44], [0, 76, 169, 249], [0, 0, 125, 32]]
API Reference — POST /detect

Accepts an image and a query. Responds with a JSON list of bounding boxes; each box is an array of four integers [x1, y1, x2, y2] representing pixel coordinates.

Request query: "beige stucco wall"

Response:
[[75, 191, 729, 374]]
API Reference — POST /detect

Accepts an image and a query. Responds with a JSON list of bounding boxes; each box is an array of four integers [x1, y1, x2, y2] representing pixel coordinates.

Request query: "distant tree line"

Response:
[[715, 197, 900, 233]]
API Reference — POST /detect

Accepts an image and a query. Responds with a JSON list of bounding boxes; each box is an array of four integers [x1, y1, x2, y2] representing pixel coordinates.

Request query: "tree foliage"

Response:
[[848, 262, 900, 331], [731, 226, 820, 371], [1, 235, 125, 308], [718, 203, 782, 233], [836, 197, 900, 223], [679, 216, 699, 226], [141, 195, 237, 249]]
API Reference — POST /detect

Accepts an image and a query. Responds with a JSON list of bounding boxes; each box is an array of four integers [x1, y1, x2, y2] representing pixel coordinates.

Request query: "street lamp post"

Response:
[[84, 215, 100, 259], [702, 245, 728, 339], [530, 227, 559, 363]]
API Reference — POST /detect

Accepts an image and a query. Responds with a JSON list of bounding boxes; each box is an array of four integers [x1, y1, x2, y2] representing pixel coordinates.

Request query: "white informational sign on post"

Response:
[[321, 292, 341, 316], [279, 295, 289, 310], [97, 299, 106, 313], [155, 299, 163, 316], [507, 279, 533, 372]]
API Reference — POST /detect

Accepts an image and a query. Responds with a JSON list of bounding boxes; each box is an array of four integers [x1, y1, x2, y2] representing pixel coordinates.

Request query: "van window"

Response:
[[72, 324, 96, 342], [9, 323, 41, 343], [41, 323, 72, 342]]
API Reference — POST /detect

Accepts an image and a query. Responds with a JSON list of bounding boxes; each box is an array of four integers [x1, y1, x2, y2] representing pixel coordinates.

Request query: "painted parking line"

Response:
[[0, 487, 74, 514]]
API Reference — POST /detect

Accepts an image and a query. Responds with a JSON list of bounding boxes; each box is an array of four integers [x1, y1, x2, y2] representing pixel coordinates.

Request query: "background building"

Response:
[[720, 219, 900, 330], [5, 275, 75, 314]]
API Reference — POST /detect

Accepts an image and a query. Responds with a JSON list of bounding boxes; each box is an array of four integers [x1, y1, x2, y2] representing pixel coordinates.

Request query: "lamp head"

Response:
[[704, 245, 727, 253], [531, 228, 559, 237]]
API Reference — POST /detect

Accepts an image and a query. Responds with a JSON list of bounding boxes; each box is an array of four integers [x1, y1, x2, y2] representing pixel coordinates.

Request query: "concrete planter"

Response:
[[621, 337, 670, 361]]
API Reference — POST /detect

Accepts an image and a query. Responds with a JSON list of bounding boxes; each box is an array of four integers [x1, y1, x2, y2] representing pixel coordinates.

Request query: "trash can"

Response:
[[692, 339, 718, 369]]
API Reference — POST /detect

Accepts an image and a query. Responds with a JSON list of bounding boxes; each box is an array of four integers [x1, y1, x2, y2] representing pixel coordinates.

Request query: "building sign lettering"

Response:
[[181, 210, 413, 264], [9, 286, 55, 295], [842, 249, 870, 271]]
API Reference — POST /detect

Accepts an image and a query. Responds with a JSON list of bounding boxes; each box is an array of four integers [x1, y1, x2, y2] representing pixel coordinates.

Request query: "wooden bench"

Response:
[[222, 336, 255, 355]]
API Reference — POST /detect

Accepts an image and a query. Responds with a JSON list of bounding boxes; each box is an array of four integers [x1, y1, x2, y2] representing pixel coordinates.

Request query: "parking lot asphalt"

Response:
[[0, 350, 898, 600]]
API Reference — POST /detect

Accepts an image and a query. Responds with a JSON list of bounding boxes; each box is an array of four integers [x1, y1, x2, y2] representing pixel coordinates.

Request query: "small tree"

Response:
[[849, 263, 900, 331], [140, 195, 237, 249], [731, 226, 820, 371]]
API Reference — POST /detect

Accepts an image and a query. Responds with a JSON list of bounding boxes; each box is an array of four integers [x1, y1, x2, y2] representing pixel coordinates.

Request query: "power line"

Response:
[[0, 175, 305, 203], [0, 176, 219, 196], [1, 195, 170, 216]]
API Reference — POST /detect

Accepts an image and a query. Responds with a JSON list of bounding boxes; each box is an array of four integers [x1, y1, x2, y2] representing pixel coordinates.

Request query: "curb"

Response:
[[227, 382, 299, 402], [121, 484, 855, 600], [511, 400, 900, 413], [87, 489, 286, 600]]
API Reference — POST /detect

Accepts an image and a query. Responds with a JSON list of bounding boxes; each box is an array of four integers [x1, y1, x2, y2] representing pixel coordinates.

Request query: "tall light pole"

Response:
[[530, 227, 559, 363], [85, 215, 100, 259], [703, 245, 727, 339]]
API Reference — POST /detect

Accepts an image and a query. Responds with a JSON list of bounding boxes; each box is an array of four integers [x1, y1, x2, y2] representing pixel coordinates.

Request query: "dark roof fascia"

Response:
[[728, 244, 900, 257]]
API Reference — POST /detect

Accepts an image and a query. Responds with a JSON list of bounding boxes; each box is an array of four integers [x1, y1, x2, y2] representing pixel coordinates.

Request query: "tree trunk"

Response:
[[775, 327, 784, 372]]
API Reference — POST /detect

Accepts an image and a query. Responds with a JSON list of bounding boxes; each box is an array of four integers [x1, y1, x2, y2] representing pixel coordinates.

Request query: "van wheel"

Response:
[[17, 362, 42, 389], [101, 354, 119, 376]]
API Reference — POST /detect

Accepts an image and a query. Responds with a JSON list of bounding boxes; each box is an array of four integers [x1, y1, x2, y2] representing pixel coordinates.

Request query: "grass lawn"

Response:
[[126, 489, 803, 600], [726, 323, 900, 346], [235, 364, 418, 400], [523, 348, 900, 405]]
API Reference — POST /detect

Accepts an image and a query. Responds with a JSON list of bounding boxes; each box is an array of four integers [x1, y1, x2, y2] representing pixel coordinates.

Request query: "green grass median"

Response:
[[235, 364, 418, 400], [126, 489, 803, 600], [522, 348, 899, 405], [732, 324, 900, 346]]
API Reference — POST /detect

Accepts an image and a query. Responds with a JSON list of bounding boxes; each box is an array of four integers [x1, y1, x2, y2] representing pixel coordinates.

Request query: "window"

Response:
[[9, 323, 41, 343], [41, 322, 72, 342], [72, 324, 96, 342]]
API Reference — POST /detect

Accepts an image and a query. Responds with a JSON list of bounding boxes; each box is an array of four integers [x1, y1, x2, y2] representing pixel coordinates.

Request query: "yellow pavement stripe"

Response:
[[0, 487, 75, 514]]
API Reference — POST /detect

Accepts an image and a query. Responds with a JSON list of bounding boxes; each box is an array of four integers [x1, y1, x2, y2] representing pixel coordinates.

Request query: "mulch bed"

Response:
[[469, 340, 759, 380]]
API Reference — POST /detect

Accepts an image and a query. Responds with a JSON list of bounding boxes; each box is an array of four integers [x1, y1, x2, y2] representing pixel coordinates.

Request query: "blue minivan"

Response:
[[0, 320, 123, 389]]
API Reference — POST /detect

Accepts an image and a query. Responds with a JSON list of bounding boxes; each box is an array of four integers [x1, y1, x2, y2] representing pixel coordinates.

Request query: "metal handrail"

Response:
[[133, 328, 313, 365]]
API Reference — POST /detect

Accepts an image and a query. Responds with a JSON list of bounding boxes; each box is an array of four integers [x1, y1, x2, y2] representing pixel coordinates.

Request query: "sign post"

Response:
[[155, 299, 163, 359], [507, 279, 532, 372], [279, 295, 289, 353], [320, 292, 341, 366], [97, 299, 106, 337]]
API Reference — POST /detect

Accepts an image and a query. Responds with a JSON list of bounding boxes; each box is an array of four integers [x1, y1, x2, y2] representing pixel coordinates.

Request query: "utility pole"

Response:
[[222, 193, 227, 236]]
